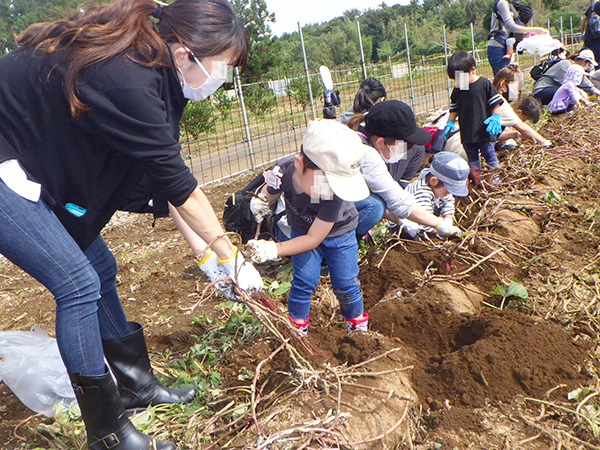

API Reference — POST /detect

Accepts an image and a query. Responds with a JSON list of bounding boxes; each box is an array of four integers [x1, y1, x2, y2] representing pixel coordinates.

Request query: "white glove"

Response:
[[249, 194, 272, 224], [198, 251, 239, 301], [435, 218, 463, 238], [246, 239, 279, 263], [217, 249, 263, 292], [398, 219, 422, 239]]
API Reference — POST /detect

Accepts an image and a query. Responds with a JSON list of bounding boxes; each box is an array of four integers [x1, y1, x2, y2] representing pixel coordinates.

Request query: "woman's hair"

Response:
[[492, 67, 516, 91], [353, 77, 386, 114], [17, 0, 248, 118], [447, 51, 476, 79], [549, 46, 571, 59], [346, 112, 367, 132]]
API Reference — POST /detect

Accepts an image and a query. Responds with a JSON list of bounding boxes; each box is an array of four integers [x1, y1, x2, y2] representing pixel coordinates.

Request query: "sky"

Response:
[[264, 0, 406, 37]]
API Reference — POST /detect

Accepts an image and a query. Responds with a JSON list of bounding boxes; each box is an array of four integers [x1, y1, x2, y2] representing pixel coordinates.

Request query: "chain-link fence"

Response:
[[181, 22, 583, 187]]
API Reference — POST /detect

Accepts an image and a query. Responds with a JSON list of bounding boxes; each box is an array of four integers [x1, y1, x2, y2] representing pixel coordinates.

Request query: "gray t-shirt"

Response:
[[488, 0, 518, 48], [533, 59, 596, 96], [266, 156, 358, 237]]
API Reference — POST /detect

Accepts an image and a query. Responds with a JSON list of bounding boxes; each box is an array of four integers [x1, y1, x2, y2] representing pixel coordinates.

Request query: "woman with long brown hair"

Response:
[[0, 0, 261, 448]]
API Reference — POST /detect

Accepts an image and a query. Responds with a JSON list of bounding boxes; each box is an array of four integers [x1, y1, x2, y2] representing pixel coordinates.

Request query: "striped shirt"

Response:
[[399, 169, 455, 236]]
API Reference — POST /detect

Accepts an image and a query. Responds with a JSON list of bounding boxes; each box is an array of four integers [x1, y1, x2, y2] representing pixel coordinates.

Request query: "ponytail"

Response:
[[346, 112, 367, 131]]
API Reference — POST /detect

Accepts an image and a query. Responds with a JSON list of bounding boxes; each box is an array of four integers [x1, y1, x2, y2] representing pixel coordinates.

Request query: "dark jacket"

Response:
[[0, 48, 197, 249]]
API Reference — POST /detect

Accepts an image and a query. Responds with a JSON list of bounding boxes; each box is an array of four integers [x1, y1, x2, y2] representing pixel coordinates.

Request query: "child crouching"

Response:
[[399, 152, 469, 239], [246, 119, 370, 335]]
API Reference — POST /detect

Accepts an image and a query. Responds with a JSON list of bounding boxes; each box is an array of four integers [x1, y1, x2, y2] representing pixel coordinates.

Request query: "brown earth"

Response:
[[2, 107, 600, 449]]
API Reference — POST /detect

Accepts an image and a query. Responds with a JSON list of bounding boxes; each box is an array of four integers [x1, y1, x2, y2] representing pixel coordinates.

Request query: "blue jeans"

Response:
[[287, 228, 363, 321], [463, 142, 498, 168], [0, 180, 130, 376], [355, 194, 386, 236], [487, 44, 509, 76], [584, 40, 600, 70]]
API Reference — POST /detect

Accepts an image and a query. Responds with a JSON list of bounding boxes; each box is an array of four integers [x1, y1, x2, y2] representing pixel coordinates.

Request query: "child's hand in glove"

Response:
[[249, 194, 272, 224], [246, 239, 279, 263], [434, 218, 463, 238], [483, 113, 502, 136]]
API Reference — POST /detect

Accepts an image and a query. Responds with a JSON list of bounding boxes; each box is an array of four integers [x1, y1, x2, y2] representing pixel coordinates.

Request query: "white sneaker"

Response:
[[346, 313, 369, 333]]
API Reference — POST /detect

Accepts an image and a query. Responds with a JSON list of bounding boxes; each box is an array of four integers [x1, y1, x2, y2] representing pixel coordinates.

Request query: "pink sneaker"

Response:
[[290, 314, 309, 336], [346, 313, 369, 333]]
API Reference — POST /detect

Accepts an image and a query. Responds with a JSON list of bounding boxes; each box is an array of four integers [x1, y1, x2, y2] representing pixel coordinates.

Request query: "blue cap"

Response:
[[430, 152, 470, 197]]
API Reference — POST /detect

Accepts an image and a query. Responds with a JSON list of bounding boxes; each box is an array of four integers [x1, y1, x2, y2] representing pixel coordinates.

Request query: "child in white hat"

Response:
[[246, 119, 370, 334]]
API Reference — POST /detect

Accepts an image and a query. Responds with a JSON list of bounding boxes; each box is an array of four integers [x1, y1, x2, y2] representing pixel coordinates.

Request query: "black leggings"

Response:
[[533, 86, 558, 105]]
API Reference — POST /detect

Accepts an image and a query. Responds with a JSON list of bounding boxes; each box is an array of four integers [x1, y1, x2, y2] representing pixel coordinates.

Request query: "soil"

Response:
[[2, 107, 600, 449]]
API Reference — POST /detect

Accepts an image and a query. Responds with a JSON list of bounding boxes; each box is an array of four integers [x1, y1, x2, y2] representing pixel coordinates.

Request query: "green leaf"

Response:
[[505, 281, 528, 299], [130, 408, 155, 430], [273, 281, 291, 296], [490, 284, 507, 297]]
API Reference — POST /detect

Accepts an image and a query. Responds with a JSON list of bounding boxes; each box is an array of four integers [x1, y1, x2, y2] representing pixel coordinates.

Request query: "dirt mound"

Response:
[[370, 293, 591, 409]]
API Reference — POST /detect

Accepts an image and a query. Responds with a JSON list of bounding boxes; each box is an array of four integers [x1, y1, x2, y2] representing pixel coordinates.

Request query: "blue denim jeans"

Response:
[[462, 142, 498, 169], [487, 44, 509, 76], [0, 180, 130, 376], [287, 228, 364, 321], [355, 193, 386, 236]]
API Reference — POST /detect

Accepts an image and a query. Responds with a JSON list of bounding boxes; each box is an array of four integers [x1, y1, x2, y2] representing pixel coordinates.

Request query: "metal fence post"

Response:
[[443, 25, 450, 101], [234, 67, 255, 169], [298, 22, 316, 120], [404, 23, 415, 109], [470, 23, 476, 57], [357, 21, 368, 80], [560, 16, 563, 44], [570, 16, 574, 52]]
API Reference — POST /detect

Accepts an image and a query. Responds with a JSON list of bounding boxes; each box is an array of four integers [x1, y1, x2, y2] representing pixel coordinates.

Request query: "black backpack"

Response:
[[588, 1, 600, 39], [530, 58, 561, 81], [490, 0, 533, 47], [222, 167, 283, 243]]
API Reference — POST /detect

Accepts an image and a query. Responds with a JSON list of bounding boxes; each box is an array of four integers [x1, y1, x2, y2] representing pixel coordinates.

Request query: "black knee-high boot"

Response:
[[102, 322, 196, 411], [69, 370, 175, 450]]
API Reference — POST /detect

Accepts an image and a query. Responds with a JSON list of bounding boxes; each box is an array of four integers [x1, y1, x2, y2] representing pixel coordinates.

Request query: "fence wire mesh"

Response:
[[179, 26, 582, 187]]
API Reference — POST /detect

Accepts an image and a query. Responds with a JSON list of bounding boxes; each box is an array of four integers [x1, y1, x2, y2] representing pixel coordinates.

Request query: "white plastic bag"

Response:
[[0, 326, 76, 416], [517, 35, 562, 57]]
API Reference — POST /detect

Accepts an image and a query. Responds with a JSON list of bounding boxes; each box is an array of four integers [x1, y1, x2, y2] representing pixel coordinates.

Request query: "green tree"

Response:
[[244, 83, 277, 117], [0, 0, 96, 53], [286, 76, 323, 110]]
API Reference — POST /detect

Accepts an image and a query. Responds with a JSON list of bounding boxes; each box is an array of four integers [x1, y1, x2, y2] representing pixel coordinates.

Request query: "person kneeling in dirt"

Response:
[[345, 100, 463, 239], [244, 119, 371, 335], [492, 69, 551, 149], [397, 152, 469, 240]]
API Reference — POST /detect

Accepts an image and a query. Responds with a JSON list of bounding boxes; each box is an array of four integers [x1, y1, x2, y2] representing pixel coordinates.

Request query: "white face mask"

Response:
[[179, 55, 224, 101], [382, 140, 408, 164]]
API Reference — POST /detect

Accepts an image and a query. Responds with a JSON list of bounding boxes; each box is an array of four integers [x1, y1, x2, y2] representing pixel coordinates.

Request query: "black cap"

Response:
[[364, 100, 431, 145]]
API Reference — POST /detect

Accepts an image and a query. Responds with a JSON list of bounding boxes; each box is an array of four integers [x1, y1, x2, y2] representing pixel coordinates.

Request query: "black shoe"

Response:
[[69, 370, 175, 450], [103, 322, 196, 412]]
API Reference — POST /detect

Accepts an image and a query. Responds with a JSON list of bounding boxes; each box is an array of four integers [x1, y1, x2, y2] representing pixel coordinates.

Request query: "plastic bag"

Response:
[[516, 35, 562, 57], [0, 326, 76, 416]]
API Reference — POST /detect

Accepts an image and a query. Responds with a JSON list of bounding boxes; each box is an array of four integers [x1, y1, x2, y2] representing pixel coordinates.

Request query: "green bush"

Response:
[[243, 83, 277, 118], [285, 76, 323, 110], [182, 99, 216, 139]]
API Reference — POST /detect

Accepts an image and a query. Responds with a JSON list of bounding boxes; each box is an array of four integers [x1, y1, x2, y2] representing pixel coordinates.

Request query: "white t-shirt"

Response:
[[498, 99, 520, 127], [0, 159, 41, 201]]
